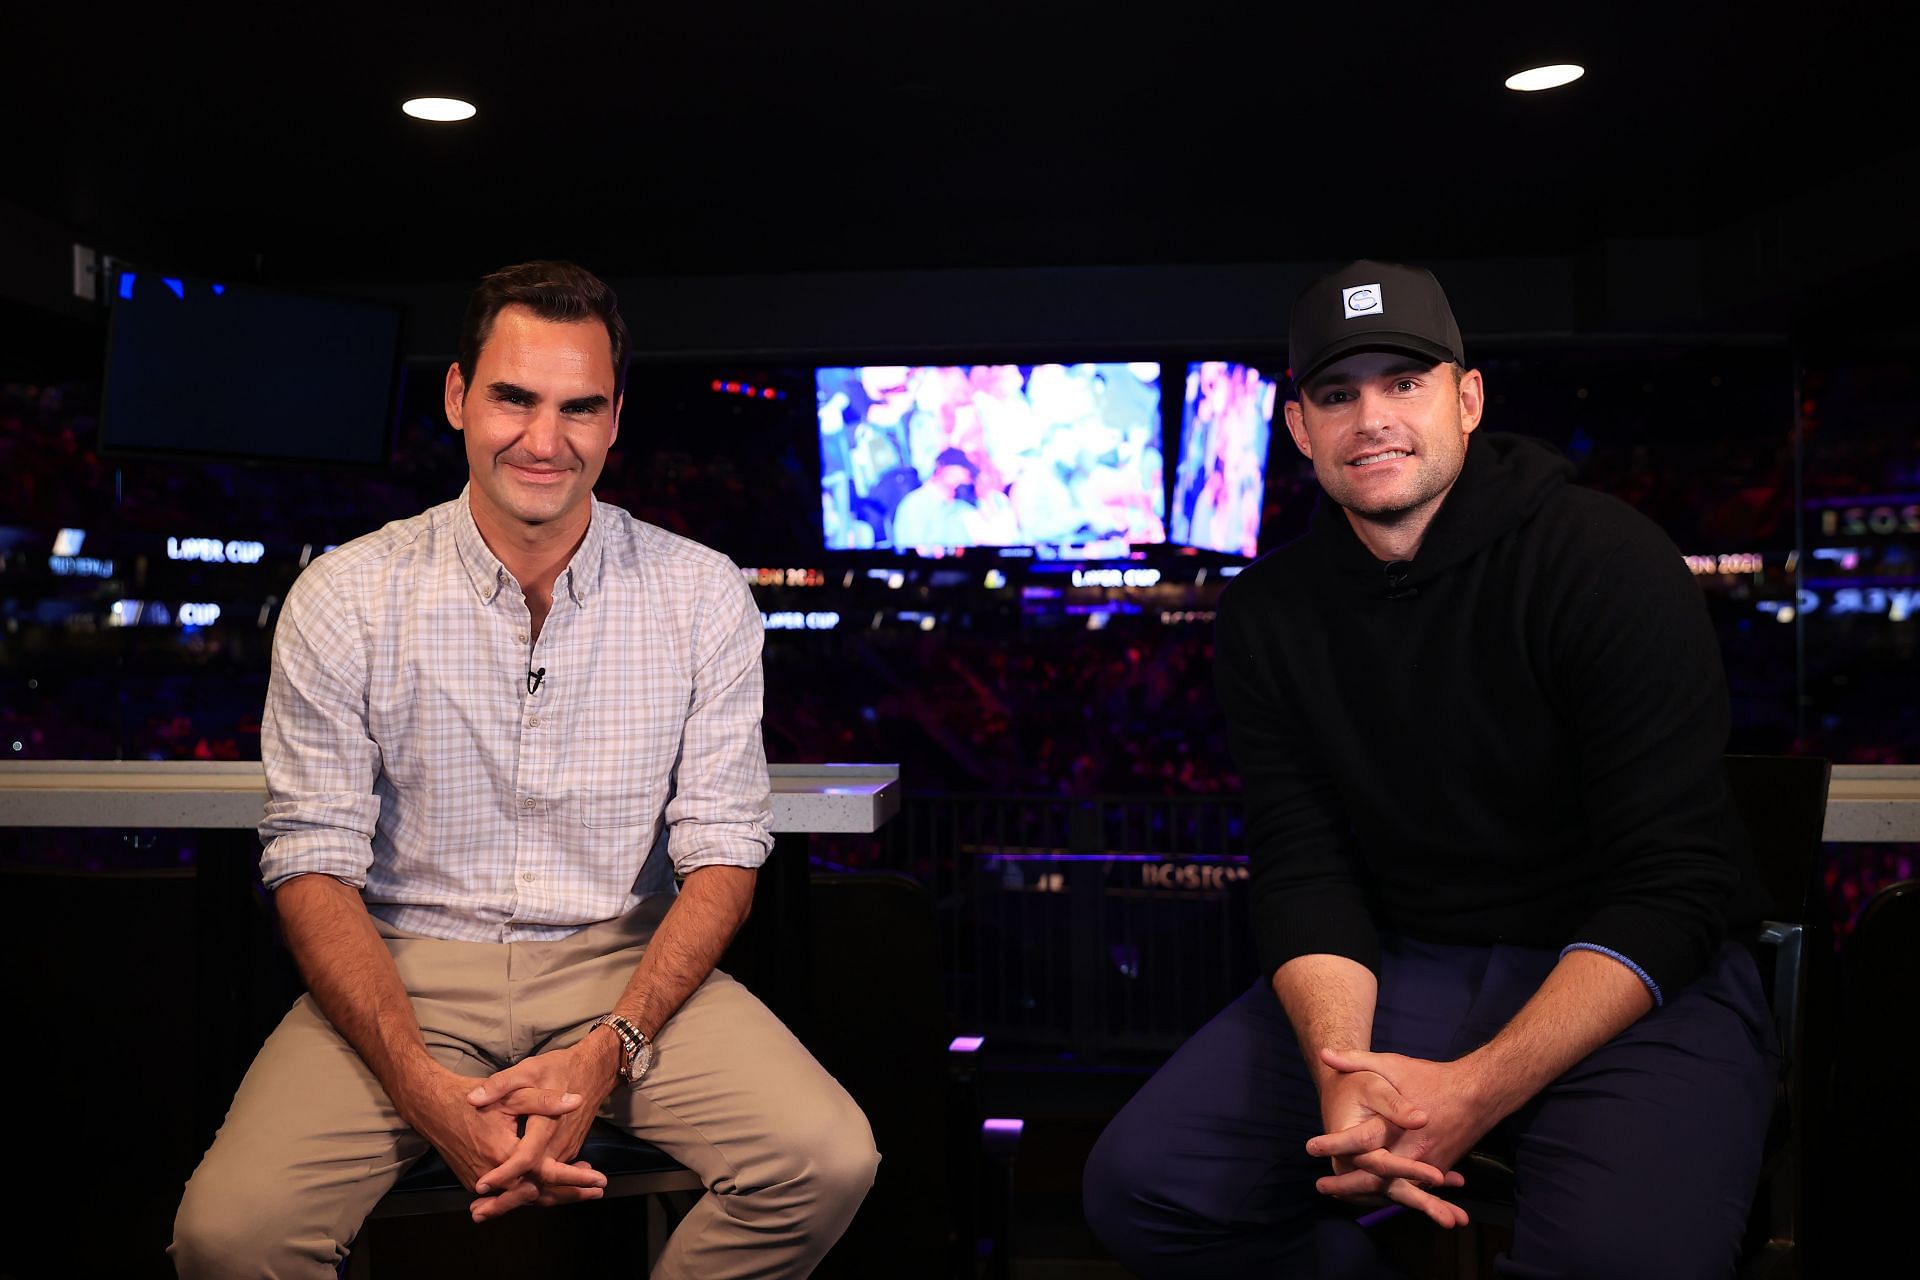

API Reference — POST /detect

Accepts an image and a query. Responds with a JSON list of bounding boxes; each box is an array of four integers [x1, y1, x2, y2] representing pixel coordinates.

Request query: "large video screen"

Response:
[[817, 363, 1164, 553], [1171, 362, 1276, 557]]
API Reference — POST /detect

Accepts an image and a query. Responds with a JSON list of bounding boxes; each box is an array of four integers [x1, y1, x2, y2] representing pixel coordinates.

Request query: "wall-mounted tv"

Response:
[[817, 363, 1164, 555], [1171, 361, 1276, 557], [99, 269, 403, 466]]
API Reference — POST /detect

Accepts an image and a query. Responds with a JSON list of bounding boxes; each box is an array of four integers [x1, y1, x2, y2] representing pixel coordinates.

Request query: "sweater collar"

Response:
[[1307, 433, 1574, 595]]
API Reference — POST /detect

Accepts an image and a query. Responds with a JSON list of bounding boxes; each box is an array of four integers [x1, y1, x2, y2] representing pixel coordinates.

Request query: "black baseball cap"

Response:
[[1288, 259, 1465, 388]]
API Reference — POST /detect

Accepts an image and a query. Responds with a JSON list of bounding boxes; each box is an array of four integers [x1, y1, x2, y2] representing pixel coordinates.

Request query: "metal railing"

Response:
[[813, 793, 1255, 1059]]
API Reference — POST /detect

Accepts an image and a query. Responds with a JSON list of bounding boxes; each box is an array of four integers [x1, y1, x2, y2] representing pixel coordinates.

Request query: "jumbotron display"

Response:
[[1170, 361, 1276, 557], [817, 364, 1164, 554]]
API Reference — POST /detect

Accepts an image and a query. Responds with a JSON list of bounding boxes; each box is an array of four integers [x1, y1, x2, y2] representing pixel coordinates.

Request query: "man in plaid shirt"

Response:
[[174, 261, 876, 1279]]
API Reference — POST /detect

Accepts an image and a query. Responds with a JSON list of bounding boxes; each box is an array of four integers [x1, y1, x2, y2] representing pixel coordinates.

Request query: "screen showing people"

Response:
[[1171, 361, 1275, 558], [817, 363, 1165, 553]]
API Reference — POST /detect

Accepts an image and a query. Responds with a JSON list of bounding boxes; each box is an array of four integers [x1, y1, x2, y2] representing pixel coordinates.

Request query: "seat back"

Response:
[[718, 832, 812, 1039], [1836, 876, 1920, 1265], [806, 869, 957, 1276], [1722, 753, 1832, 1276], [2, 866, 202, 1278], [1845, 877, 1920, 1075], [1724, 754, 1832, 929], [1725, 753, 1832, 1073]]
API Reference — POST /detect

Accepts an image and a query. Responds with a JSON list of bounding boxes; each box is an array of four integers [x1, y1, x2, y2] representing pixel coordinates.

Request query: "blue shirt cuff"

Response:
[[1560, 942, 1664, 1007]]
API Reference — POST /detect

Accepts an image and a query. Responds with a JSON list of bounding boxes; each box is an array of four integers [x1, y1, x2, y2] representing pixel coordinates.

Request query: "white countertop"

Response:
[[1825, 765, 1920, 843], [1, 761, 1914, 842], [0, 761, 901, 835]]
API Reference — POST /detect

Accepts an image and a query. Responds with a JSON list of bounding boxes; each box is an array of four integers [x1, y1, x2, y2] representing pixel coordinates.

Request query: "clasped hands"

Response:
[[1307, 1047, 1502, 1229], [406, 1035, 622, 1224]]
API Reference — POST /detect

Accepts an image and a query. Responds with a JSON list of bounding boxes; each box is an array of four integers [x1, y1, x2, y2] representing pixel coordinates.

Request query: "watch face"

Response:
[[630, 1040, 655, 1084]]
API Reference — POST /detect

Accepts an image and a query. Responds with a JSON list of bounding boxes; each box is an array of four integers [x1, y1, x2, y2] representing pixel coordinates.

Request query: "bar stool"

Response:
[[342, 1122, 702, 1278]]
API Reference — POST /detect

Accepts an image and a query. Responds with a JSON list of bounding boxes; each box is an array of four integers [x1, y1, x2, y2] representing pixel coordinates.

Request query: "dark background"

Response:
[[2, 2, 1915, 1276]]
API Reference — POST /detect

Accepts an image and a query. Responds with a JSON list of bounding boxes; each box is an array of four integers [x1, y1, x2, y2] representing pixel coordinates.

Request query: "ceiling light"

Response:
[[1504, 64, 1585, 92], [402, 97, 477, 122]]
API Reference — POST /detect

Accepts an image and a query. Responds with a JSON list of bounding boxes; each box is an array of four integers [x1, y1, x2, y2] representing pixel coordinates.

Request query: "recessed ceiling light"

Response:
[[402, 97, 477, 122], [1504, 64, 1585, 92]]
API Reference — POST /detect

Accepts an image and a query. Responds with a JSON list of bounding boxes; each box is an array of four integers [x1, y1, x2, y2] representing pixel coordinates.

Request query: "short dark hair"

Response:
[[934, 447, 977, 474], [457, 260, 632, 399]]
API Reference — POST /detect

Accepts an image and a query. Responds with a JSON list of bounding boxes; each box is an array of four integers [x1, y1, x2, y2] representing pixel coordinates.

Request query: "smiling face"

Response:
[[1283, 351, 1484, 554], [444, 304, 622, 544]]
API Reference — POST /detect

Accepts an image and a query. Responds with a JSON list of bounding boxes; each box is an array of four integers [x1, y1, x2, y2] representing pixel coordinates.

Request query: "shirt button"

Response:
[[526, 717, 540, 728], [522, 872, 537, 882], [520, 797, 535, 809], [516, 633, 527, 643]]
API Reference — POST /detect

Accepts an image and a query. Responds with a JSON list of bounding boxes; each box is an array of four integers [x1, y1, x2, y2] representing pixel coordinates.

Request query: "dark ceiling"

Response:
[[2, 1, 1913, 286]]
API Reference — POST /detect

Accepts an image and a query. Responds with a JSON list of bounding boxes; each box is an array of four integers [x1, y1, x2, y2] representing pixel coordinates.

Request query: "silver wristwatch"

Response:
[[592, 1013, 654, 1085]]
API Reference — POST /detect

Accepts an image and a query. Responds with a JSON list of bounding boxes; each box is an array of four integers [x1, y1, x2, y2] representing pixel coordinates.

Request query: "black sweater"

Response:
[[1215, 433, 1766, 1002]]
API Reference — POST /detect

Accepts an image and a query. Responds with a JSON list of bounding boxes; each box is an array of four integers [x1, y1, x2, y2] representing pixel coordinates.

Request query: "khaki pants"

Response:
[[171, 902, 878, 1279]]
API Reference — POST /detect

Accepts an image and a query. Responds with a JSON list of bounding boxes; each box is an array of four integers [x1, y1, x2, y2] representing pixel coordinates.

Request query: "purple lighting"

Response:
[[981, 1116, 1025, 1158], [949, 1035, 985, 1054], [990, 851, 1249, 864]]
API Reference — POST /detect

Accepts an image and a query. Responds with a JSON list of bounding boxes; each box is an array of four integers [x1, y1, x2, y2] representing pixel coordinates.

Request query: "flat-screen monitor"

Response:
[[817, 363, 1164, 554], [99, 270, 403, 466], [1171, 361, 1276, 557]]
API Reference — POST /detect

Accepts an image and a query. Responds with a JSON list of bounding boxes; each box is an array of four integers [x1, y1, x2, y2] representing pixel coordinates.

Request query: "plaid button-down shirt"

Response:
[[258, 489, 772, 943]]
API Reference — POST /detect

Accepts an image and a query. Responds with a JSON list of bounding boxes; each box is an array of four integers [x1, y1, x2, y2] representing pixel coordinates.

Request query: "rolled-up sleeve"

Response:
[[664, 564, 773, 875], [258, 569, 382, 889]]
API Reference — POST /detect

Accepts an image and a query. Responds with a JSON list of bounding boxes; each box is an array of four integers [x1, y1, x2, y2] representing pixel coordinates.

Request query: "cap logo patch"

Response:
[[1342, 284, 1382, 318]]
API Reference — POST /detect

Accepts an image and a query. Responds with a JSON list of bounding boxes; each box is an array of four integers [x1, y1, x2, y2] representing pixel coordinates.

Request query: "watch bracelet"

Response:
[[594, 1013, 649, 1081]]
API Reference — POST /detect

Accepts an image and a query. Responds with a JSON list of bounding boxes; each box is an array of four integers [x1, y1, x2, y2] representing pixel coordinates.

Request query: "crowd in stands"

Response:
[[761, 623, 1234, 798], [4, 349, 1916, 931]]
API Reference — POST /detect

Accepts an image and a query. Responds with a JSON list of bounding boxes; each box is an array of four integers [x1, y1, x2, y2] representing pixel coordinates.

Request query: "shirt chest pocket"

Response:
[[568, 676, 690, 804], [573, 794, 667, 876], [581, 796, 658, 830]]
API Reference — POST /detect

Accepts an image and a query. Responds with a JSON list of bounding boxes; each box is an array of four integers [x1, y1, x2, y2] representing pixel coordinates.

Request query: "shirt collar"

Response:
[[453, 486, 607, 606], [564, 497, 608, 604], [453, 487, 509, 602]]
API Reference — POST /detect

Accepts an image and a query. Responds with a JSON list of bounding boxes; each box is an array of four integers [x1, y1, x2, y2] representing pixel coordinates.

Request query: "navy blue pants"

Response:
[[1084, 937, 1775, 1279]]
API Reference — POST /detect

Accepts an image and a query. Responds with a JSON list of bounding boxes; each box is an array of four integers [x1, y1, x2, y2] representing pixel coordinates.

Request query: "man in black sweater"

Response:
[[1084, 260, 1776, 1278]]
